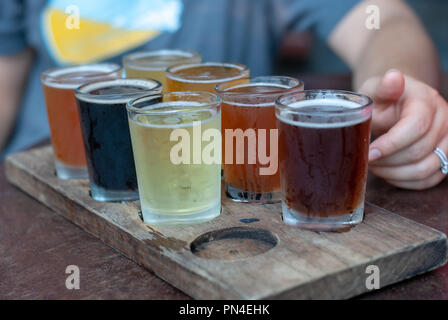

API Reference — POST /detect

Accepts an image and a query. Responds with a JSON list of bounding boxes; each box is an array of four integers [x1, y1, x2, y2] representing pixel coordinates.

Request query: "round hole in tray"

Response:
[[190, 227, 278, 260]]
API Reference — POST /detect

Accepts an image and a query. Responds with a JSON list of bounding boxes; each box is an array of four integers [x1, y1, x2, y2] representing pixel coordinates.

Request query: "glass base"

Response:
[[141, 200, 221, 226], [225, 183, 281, 204], [282, 202, 364, 231], [55, 160, 88, 180], [90, 183, 139, 202]]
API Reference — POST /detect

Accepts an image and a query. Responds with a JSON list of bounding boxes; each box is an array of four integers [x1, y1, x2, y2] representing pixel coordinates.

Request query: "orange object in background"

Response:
[[41, 64, 121, 179], [165, 62, 249, 93], [216, 77, 304, 203]]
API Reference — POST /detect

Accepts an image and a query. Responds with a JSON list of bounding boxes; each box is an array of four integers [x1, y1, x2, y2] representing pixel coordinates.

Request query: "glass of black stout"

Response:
[[75, 78, 162, 202]]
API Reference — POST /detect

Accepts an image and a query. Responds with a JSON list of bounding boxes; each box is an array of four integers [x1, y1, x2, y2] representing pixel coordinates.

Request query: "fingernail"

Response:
[[369, 148, 382, 162]]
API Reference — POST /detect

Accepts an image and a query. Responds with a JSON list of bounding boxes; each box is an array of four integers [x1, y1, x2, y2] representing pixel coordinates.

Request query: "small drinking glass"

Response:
[[216, 76, 304, 203], [127, 92, 222, 225], [276, 90, 372, 231], [75, 78, 162, 202]]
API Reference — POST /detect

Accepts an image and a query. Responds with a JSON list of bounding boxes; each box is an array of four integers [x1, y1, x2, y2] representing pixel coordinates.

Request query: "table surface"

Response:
[[1, 74, 448, 300]]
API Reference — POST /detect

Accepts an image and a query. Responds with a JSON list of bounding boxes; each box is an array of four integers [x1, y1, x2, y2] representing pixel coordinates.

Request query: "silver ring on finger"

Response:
[[434, 147, 448, 175]]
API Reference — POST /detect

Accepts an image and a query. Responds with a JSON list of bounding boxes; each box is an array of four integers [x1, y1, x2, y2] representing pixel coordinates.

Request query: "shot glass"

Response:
[[127, 92, 222, 225], [216, 76, 304, 203], [123, 49, 201, 88], [75, 78, 162, 202], [41, 64, 122, 179], [275, 90, 372, 231]]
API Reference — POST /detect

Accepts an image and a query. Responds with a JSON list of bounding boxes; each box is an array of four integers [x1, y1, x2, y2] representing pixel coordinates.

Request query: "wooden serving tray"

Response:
[[5, 146, 447, 299]]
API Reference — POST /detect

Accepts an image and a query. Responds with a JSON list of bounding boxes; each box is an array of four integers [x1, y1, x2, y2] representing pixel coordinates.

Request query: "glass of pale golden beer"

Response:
[[276, 90, 372, 231], [123, 49, 201, 88], [127, 92, 222, 225], [216, 76, 304, 203], [41, 64, 121, 179], [165, 62, 249, 92]]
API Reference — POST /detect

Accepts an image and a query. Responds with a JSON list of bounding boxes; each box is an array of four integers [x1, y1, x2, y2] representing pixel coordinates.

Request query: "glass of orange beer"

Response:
[[216, 76, 304, 203], [123, 49, 201, 88], [41, 64, 121, 179], [165, 62, 249, 92]]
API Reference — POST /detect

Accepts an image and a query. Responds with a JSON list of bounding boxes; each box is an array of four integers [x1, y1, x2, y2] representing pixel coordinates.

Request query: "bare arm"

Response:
[[329, 0, 440, 89], [326, 0, 448, 190], [0, 48, 34, 152]]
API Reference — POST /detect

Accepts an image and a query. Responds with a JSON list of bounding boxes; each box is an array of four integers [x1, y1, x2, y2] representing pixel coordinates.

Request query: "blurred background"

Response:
[[1, 0, 447, 159], [276, 0, 448, 76]]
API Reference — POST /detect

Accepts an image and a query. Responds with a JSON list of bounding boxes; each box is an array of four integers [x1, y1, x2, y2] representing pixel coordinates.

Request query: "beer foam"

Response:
[[131, 101, 219, 129], [277, 99, 370, 128], [75, 79, 160, 104]]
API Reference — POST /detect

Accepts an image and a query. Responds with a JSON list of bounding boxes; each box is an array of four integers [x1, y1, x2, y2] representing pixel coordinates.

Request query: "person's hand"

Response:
[[359, 69, 448, 190]]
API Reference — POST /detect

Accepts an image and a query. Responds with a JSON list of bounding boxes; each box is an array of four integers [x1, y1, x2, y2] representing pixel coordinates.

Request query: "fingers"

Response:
[[370, 148, 440, 181], [373, 69, 406, 104], [370, 101, 442, 166], [369, 98, 434, 161], [361, 70, 407, 143], [384, 170, 446, 191], [370, 137, 448, 188], [364, 73, 448, 190]]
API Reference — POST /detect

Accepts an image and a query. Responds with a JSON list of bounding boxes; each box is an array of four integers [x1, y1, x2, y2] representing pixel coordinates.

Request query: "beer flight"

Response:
[[40, 49, 372, 231]]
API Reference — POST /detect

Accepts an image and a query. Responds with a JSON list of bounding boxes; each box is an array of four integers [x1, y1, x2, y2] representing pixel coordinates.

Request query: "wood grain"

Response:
[[5, 146, 447, 299]]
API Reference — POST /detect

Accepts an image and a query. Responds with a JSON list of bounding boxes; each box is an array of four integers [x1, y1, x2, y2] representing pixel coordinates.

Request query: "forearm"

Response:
[[353, 13, 440, 90], [329, 0, 440, 90], [0, 48, 33, 151]]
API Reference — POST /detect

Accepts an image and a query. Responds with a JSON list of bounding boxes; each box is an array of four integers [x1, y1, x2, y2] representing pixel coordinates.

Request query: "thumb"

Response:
[[372, 69, 406, 104]]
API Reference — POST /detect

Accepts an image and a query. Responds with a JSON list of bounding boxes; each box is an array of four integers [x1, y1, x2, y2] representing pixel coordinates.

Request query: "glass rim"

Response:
[[127, 91, 222, 115], [215, 76, 304, 99], [275, 89, 373, 115], [40, 63, 122, 87], [123, 49, 201, 71], [165, 62, 249, 83], [75, 78, 162, 103]]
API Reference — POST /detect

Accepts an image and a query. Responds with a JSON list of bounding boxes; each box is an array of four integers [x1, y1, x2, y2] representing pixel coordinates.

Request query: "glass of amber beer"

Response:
[[41, 64, 121, 179], [216, 76, 304, 203], [276, 90, 372, 231], [123, 49, 201, 88], [165, 62, 249, 92], [127, 92, 222, 225]]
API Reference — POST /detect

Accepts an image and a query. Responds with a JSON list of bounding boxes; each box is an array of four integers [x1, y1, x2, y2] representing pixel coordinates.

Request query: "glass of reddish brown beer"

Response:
[[216, 76, 304, 203], [275, 90, 372, 231]]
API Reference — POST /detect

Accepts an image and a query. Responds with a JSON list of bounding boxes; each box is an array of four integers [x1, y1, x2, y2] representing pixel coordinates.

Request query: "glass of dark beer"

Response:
[[75, 78, 162, 202], [275, 90, 372, 231]]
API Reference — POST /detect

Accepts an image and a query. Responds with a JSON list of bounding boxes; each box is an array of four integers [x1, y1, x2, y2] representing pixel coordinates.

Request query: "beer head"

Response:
[[276, 90, 373, 129], [75, 78, 162, 104]]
